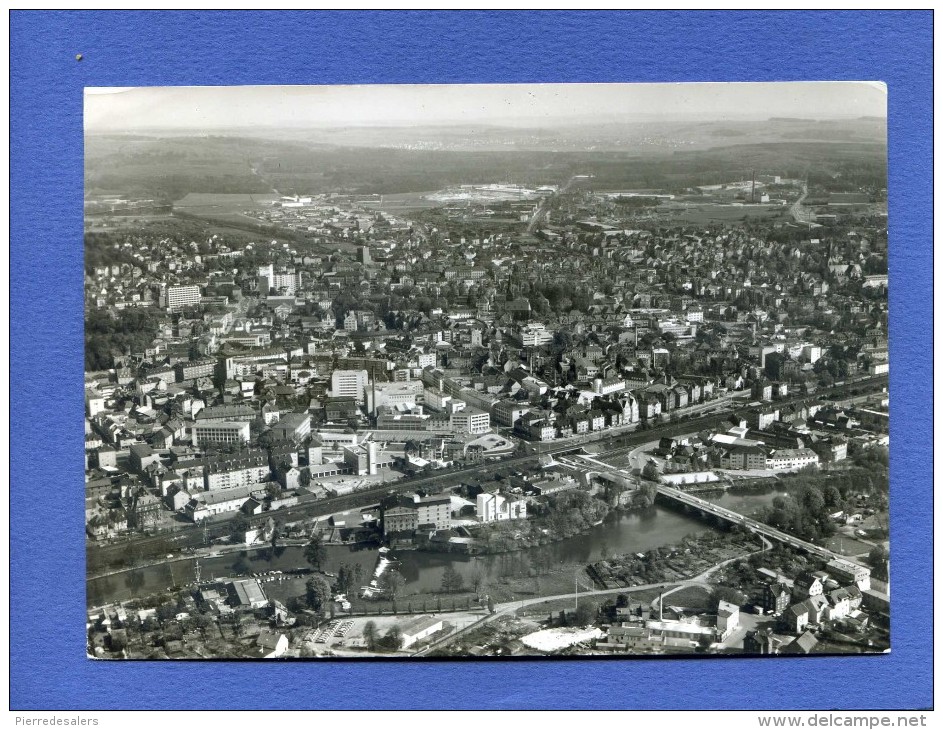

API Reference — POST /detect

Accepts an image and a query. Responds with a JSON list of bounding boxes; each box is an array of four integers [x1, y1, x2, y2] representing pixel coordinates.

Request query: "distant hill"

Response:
[[85, 123, 886, 201]]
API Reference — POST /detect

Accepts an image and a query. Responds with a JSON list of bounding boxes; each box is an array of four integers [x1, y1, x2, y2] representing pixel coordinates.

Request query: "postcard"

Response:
[[83, 82, 889, 661]]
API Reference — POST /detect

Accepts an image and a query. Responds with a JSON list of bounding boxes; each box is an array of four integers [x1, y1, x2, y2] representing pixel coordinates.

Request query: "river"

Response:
[[86, 486, 788, 607]]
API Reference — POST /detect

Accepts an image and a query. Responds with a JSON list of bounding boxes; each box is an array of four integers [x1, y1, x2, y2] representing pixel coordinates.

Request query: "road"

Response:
[[526, 175, 581, 233], [790, 182, 813, 225]]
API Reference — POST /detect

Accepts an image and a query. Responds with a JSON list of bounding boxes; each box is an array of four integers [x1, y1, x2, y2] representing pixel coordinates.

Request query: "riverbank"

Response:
[[88, 485, 796, 609]]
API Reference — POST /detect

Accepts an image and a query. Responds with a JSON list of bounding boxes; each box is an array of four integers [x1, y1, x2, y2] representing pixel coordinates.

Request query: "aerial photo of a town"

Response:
[[85, 83, 890, 660]]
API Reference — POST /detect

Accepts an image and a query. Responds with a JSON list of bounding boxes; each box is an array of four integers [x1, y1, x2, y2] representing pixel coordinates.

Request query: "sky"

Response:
[[84, 82, 887, 133]]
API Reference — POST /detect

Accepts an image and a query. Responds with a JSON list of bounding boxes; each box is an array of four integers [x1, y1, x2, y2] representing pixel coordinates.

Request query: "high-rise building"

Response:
[[160, 284, 202, 311], [331, 369, 369, 403], [258, 264, 300, 296]]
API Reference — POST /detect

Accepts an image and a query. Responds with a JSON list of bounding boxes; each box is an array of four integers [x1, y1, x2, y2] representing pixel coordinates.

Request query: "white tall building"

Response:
[[331, 369, 369, 403], [258, 264, 300, 296], [160, 284, 201, 311]]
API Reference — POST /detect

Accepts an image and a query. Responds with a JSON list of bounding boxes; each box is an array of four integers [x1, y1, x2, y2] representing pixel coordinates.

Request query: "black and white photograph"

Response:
[[83, 82, 890, 660]]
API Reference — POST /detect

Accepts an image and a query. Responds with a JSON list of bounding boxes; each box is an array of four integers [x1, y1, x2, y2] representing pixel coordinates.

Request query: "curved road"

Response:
[[414, 542, 767, 656]]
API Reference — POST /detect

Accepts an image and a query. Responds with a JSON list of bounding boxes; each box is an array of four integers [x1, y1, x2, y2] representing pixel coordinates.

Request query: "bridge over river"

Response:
[[655, 484, 864, 567]]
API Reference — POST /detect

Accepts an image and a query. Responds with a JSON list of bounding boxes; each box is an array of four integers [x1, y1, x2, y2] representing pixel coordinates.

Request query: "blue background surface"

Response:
[[10, 11, 932, 710]]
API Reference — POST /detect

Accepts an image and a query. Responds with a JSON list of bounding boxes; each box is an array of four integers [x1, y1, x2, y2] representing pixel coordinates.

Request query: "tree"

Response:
[[822, 484, 842, 509], [363, 620, 378, 651], [469, 566, 487, 595], [574, 600, 596, 627], [336, 564, 351, 596], [305, 576, 333, 615], [383, 625, 404, 651], [156, 600, 177, 622], [641, 461, 662, 483], [712, 585, 747, 606], [441, 564, 464, 594], [229, 512, 252, 542], [109, 631, 127, 653], [378, 568, 406, 601], [304, 533, 327, 572], [269, 521, 281, 561], [868, 544, 890, 581]]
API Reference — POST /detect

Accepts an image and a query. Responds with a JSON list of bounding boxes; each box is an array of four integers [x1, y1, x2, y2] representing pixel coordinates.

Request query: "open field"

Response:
[[173, 192, 281, 209], [662, 584, 716, 610], [172, 192, 281, 227], [821, 534, 873, 557], [656, 203, 791, 225], [359, 191, 442, 212]]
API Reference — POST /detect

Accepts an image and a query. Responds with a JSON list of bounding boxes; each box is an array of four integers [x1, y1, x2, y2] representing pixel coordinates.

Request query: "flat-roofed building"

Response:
[[450, 407, 491, 435], [331, 369, 369, 403], [192, 420, 250, 447], [827, 558, 872, 592], [161, 284, 201, 311], [492, 399, 530, 428], [366, 380, 425, 415], [175, 358, 218, 382], [204, 450, 270, 491]]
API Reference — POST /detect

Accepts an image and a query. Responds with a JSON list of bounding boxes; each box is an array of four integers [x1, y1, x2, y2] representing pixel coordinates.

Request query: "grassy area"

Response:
[[822, 535, 873, 556], [663, 585, 715, 610], [659, 204, 789, 225]]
